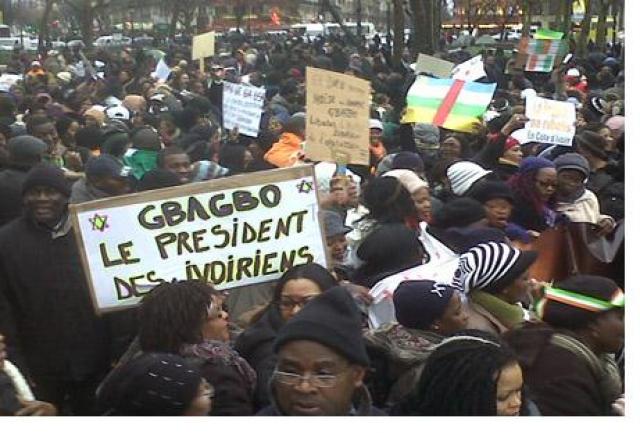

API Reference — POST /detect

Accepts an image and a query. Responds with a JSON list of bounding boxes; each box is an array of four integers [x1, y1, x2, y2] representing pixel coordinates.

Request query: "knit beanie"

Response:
[[7, 136, 47, 168], [517, 156, 555, 174], [75, 125, 104, 152], [446, 161, 492, 196], [432, 198, 486, 229], [138, 169, 182, 191], [391, 151, 425, 173], [383, 169, 429, 194], [393, 280, 455, 330], [554, 152, 590, 178], [468, 180, 514, 204], [96, 352, 202, 416], [274, 286, 370, 366], [356, 223, 423, 270], [537, 275, 624, 330], [123, 95, 147, 113], [413, 123, 440, 148], [131, 128, 162, 151], [22, 163, 71, 197], [574, 130, 608, 161], [452, 241, 538, 294]]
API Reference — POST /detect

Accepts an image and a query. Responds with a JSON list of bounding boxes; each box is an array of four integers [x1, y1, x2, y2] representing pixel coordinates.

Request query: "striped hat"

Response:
[[537, 275, 624, 330], [452, 242, 538, 294], [446, 161, 492, 196]]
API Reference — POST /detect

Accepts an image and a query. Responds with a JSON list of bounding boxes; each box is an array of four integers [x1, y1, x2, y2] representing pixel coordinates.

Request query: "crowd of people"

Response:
[[0, 29, 625, 417]]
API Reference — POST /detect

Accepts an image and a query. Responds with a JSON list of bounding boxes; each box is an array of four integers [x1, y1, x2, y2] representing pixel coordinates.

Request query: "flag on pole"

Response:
[[402, 76, 497, 133], [518, 39, 568, 72], [534, 29, 564, 40]]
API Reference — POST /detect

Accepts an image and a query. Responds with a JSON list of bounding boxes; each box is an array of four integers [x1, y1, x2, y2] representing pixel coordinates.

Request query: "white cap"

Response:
[[369, 119, 383, 130], [383, 169, 429, 194], [520, 88, 537, 100], [446, 161, 492, 196], [105, 104, 130, 120], [566, 68, 580, 77]]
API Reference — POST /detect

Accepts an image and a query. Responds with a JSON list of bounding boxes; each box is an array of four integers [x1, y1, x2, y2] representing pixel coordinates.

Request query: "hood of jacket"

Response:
[[263, 132, 302, 168]]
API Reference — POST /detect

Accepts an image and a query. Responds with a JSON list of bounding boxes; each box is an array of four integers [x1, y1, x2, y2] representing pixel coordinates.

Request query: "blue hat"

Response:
[[518, 156, 555, 174], [393, 280, 455, 330], [86, 154, 132, 179]]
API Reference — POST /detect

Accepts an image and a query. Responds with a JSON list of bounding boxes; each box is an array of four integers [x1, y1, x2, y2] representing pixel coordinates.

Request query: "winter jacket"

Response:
[[504, 323, 622, 416], [234, 304, 285, 409], [263, 133, 303, 168], [465, 291, 530, 336], [70, 177, 111, 204], [0, 214, 113, 382], [0, 168, 29, 226], [555, 189, 615, 226], [364, 324, 442, 409]]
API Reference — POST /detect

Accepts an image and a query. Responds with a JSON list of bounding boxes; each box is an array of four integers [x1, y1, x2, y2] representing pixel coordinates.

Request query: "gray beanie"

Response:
[[413, 123, 440, 150], [554, 152, 590, 178], [7, 135, 47, 168]]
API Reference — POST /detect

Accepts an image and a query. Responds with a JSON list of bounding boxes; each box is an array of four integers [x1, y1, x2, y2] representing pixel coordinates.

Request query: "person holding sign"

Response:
[[0, 165, 120, 415]]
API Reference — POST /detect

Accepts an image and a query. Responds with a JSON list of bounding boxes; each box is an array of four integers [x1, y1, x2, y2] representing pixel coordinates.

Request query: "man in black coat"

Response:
[[0, 164, 132, 415]]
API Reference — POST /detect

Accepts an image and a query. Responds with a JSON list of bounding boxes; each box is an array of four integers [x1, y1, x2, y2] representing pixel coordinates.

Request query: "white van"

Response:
[[291, 23, 326, 40], [95, 35, 132, 48]]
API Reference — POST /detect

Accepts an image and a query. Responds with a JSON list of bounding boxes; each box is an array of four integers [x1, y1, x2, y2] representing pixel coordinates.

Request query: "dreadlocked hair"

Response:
[[138, 280, 215, 354], [507, 169, 552, 215], [392, 330, 519, 416]]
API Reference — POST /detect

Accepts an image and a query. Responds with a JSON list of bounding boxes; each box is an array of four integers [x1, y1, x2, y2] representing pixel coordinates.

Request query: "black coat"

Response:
[[234, 304, 284, 410], [0, 216, 115, 381], [0, 167, 28, 227]]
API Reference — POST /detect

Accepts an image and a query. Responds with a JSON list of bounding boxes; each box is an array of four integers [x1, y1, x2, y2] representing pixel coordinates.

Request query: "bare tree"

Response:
[[38, 0, 55, 51], [409, 0, 428, 56], [576, 0, 593, 56], [393, 0, 405, 65], [595, 0, 612, 49]]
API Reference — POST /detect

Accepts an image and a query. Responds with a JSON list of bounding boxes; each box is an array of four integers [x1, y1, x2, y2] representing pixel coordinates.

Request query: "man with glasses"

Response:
[[258, 286, 385, 416]]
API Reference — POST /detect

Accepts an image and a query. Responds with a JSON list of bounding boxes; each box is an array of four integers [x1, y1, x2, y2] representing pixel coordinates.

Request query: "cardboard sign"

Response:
[[222, 81, 266, 137], [304, 67, 370, 165], [450, 55, 486, 82], [415, 53, 455, 78], [70, 166, 328, 313], [524, 96, 576, 146], [191, 30, 216, 61], [0, 74, 22, 92]]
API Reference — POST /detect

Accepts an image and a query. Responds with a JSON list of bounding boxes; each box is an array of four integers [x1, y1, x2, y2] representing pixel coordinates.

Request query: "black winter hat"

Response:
[[432, 198, 486, 229], [96, 352, 203, 416], [7, 135, 47, 168], [22, 163, 71, 197], [274, 286, 370, 366], [538, 275, 624, 331], [468, 181, 514, 204], [138, 169, 181, 191], [574, 130, 608, 161], [393, 280, 455, 330]]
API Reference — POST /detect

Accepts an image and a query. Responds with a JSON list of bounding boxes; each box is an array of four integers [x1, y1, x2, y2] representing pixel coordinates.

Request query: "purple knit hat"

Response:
[[517, 156, 555, 174]]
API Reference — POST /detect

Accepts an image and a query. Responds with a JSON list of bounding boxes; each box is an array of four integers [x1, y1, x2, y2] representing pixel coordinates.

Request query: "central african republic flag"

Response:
[[402, 76, 496, 133]]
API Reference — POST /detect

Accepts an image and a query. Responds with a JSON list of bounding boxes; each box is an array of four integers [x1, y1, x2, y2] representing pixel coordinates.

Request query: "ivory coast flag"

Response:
[[402, 76, 496, 133]]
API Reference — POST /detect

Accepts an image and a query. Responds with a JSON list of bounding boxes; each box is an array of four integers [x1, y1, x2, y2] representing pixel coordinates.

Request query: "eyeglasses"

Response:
[[277, 296, 317, 311], [272, 370, 347, 388]]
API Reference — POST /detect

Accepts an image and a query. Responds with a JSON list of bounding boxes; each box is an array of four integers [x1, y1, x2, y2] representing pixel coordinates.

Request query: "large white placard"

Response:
[[71, 166, 327, 313], [223, 81, 266, 137], [524, 96, 576, 146]]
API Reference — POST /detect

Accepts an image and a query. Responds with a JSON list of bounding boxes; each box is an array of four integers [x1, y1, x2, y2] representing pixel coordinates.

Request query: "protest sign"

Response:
[[304, 67, 370, 165], [524, 96, 576, 145], [70, 166, 328, 313], [222, 81, 266, 137], [0, 74, 22, 92], [516, 39, 567, 72], [450, 55, 486, 82], [415, 53, 455, 78], [192, 30, 216, 71], [368, 225, 459, 329]]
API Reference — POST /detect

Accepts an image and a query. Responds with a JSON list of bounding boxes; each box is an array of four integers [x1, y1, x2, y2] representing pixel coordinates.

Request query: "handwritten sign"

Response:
[[223, 82, 266, 137], [415, 54, 455, 78], [305, 67, 370, 165], [191, 30, 216, 61], [524, 96, 576, 146], [70, 166, 328, 313]]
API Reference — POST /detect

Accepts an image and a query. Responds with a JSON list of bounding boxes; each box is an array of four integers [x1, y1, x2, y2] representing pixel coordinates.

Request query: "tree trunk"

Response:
[[409, 0, 426, 56], [169, 2, 180, 40], [434, 0, 442, 49], [80, 3, 94, 47], [577, 0, 592, 57], [321, 0, 358, 46], [423, 0, 435, 54], [595, 0, 610, 49], [197, 3, 208, 33], [39, 0, 55, 52], [521, 0, 531, 39], [562, 0, 574, 37], [392, 0, 405, 66]]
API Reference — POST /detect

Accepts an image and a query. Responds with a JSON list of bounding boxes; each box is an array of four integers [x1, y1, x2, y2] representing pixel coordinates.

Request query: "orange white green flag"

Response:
[[402, 76, 496, 133]]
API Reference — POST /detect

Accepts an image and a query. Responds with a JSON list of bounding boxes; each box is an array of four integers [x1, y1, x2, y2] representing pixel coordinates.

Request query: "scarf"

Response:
[[470, 291, 525, 330], [365, 323, 442, 367], [181, 340, 257, 393]]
